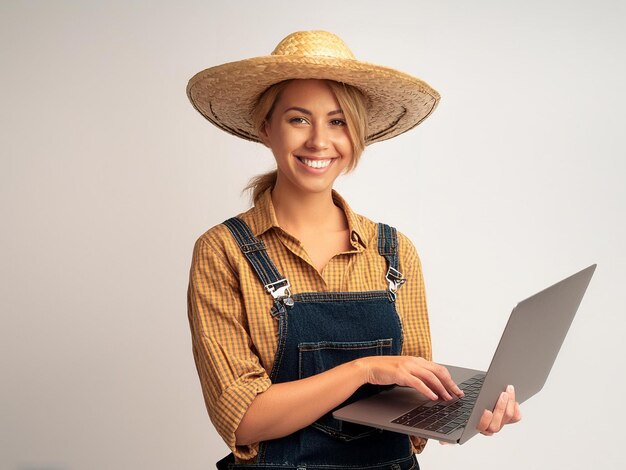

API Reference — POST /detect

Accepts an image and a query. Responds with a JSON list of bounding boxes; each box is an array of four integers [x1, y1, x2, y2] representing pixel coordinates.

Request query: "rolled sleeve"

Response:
[[397, 232, 432, 453], [396, 232, 432, 361], [188, 235, 271, 460]]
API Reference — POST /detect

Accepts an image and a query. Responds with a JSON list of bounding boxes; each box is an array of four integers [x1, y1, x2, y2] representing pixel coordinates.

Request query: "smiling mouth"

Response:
[[296, 157, 334, 169]]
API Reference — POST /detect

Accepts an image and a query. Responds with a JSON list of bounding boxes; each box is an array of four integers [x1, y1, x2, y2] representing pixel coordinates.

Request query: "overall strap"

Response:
[[222, 217, 292, 302], [377, 223, 406, 297]]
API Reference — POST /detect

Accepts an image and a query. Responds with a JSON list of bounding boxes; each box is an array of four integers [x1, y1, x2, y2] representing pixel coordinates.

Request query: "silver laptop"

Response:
[[333, 264, 596, 444]]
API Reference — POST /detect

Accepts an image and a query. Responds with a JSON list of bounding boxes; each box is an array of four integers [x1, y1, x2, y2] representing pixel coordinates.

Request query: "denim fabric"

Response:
[[377, 222, 400, 273], [223, 217, 289, 288], [219, 218, 417, 470]]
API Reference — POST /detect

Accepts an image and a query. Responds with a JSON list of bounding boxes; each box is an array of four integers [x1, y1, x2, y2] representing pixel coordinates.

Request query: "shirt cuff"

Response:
[[410, 435, 428, 454], [215, 375, 272, 461]]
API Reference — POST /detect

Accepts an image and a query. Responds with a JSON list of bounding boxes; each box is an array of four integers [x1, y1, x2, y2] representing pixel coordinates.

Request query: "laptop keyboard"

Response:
[[390, 374, 485, 435]]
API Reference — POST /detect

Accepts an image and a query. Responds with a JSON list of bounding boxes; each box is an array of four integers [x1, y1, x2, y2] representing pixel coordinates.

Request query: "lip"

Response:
[[296, 155, 336, 160]]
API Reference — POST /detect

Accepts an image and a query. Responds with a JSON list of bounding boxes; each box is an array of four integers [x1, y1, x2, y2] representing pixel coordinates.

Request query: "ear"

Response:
[[258, 120, 272, 148]]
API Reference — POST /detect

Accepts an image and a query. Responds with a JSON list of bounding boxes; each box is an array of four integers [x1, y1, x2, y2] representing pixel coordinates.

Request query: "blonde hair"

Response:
[[244, 79, 368, 203]]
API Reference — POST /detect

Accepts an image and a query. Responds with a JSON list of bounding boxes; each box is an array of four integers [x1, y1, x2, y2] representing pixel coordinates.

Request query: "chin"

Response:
[[296, 184, 333, 195]]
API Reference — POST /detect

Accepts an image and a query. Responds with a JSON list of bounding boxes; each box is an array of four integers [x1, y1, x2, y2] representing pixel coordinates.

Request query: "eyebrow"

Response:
[[283, 106, 344, 116]]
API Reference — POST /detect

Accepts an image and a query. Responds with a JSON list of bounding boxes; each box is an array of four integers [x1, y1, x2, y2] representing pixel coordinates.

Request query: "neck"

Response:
[[271, 179, 346, 234]]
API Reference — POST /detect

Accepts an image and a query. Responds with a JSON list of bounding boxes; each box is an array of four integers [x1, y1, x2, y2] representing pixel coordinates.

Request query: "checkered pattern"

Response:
[[187, 189, 431, 460]]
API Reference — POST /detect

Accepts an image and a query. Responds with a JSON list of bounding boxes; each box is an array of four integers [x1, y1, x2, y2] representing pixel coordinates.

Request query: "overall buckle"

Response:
[[264, 278, 294, 306], [385, 266, 405, 293]]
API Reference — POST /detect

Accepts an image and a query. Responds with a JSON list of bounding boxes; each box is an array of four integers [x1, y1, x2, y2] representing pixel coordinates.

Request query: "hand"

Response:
[[355, 356, 464, 401], [476, 384, 522, 436], [439, 384, 522, 445]]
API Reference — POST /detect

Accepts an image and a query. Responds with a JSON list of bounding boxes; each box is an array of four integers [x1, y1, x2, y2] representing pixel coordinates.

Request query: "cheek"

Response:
[[270, 137, 299, 169], [338, 135, 354, 161], [271, 126, 303, 155]]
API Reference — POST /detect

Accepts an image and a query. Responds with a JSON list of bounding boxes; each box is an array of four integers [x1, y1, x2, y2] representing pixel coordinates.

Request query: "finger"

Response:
[[512, 401, 522, 422], [503, 386, 517, 424], [476, 409, 493, 433], [486, 392, 509, 433], [412, 360, 464, 400], [507, 384, 516, 403], [434, 364, 465, 398], [405, 374, 439, 401], [505, 385, 522, 423], [416, 368, 454, 401], [421, 362, 464, 398], [404, 363, 451, 400]]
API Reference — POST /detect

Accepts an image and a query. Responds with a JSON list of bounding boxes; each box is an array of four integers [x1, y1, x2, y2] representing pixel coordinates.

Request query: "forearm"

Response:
[[235, 359, 365, 445], [234, 354, 464, 445]]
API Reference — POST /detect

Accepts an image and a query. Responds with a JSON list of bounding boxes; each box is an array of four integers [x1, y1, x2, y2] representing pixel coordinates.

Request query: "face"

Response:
[[259, 79, 354, 196]]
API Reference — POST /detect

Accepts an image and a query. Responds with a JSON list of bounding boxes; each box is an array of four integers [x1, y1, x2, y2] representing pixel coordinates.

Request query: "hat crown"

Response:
[[271, 30, 356, 60]]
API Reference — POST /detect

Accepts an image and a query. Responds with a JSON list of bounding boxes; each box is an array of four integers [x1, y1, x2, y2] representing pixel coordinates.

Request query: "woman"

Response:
[[187, 31, 520, 470]]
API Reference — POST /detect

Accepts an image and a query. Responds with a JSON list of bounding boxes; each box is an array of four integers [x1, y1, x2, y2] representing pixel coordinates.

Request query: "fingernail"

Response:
[[507, 385, 514, 393], [431, 392, 438, 400], [501, 392, 507, 400]]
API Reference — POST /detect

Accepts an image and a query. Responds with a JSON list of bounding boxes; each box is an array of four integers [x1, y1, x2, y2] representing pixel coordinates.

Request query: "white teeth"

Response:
[[301, 158, 332, 169]]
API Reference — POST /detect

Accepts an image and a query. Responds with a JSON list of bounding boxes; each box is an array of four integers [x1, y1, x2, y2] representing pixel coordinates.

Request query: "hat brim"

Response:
[[187, 55, 440, 144]]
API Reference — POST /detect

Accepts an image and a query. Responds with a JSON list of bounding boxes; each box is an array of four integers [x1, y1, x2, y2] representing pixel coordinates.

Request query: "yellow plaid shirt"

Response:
[[187, 189, 432, 461]]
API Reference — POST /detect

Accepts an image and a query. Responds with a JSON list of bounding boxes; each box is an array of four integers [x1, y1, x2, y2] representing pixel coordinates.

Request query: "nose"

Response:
[[305, 123, 329, 150]]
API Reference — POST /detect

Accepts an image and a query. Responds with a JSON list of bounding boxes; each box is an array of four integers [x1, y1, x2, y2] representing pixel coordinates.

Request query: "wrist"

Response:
[[349, 357, 369, 386]]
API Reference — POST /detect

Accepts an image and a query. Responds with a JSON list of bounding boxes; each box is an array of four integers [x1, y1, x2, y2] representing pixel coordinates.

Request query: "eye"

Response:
[[330, 119, 347, 126], [289, 116, 308, 124]]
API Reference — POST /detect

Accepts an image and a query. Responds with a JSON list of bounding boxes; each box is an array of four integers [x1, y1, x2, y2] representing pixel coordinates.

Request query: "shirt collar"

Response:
[[249, 188, 368, 249]]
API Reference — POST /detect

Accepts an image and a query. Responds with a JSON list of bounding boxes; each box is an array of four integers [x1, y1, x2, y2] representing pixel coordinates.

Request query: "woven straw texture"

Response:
[[187, 31, 440, 144]]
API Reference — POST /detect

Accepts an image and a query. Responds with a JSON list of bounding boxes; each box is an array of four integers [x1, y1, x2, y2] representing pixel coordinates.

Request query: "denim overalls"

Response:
[[218, 217, 418, 470]]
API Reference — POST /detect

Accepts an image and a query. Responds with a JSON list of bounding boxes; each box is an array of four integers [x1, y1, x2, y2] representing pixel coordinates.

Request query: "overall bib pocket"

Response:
[[298, 338, 394, 441]]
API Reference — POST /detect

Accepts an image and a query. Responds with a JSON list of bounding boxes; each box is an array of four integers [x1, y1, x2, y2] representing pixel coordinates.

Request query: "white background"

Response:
[[2, 1, 625, 469]]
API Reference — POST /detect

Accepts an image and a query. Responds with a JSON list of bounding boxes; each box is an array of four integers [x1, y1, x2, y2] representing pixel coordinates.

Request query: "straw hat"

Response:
[[187, 30, 440, 145]]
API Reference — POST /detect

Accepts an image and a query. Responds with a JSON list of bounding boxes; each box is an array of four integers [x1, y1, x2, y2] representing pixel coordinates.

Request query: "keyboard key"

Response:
[[391, 374, 485, 430], [438, 425, 458, 434]]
